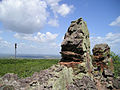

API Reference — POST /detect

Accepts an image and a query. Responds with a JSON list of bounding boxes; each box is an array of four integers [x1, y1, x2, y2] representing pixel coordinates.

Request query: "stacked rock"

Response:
[[92, 44, 115, 89], [60, 18, 91, 62], [92, 44, 111, 72], [60, 18, 93, 74]]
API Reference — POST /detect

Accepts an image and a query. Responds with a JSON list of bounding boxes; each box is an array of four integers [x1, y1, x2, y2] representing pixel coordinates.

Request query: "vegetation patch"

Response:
[[110, 52, 120, 78], [0, 58, 59, 78]]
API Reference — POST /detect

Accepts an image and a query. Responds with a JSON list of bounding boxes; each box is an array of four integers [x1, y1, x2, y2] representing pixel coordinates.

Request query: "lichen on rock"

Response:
[[60, 18, 91, 62], [60, 18, 93, 76]]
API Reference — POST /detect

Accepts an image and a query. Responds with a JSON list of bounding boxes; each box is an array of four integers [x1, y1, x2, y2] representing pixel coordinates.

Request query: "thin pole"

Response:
[[15, 47, 16, 59], [15, 43, 17, 59]]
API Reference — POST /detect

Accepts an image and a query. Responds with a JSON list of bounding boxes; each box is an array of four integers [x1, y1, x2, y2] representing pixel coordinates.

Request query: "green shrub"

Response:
[[110, 52, 120, 77]]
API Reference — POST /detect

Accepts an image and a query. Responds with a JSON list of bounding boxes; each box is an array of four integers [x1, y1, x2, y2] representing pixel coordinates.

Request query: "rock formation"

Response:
[[60, 18, 93, 75], [0, 65, 97, 90], [92, 44, 116, 89], [60, 18, 90, 62], [0, 18, 120, 90], [92, 44, 112, 72]]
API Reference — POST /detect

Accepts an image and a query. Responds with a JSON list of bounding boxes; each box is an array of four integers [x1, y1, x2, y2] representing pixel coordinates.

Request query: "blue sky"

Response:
[[0, 0, 120, 55]]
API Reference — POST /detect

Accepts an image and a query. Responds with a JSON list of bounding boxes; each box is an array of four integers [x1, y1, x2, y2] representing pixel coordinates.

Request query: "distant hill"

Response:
[[0, 54, 61, 59]]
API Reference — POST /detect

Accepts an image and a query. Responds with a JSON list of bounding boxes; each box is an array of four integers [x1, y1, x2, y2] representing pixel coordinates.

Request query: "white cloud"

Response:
[[14, 32, 58, 43], [0, 37, 12, 48], [57, 4, 73, 17], [48, 19, 59, 27], [0, 34, 60, 54], [50, 42, 59, 48], [90, 32, 120, 54], [109, 16, 120, 26], [45, 0, 61, 6], [14, 32, 59, 54], [0, 0, 74, 33], [0, 0, 48, 34], [0, 37, 2, 41], [16, 42, 60, 54], [45, 0, 73, 17]]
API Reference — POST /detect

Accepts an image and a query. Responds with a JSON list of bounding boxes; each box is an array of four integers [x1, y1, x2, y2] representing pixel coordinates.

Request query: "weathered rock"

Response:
[[60, 18, 93, 76], [0, 78, 3, 87], [92, 43, 110, 60], [68, 76, 97, 90], [92, 44, 116, 89], [103, 69, 113, 77], [2, 73, 18, 81], [92, 44, 112, 72], [0, 65, 96, 90], [113, 77, 120, 89], [0, 85, 15, 90], [60, 18, 91, 62]]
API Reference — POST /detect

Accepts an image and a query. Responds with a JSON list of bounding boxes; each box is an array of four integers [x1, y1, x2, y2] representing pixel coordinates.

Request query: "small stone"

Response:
[[30, 81, 38, 86], [0, 85, 15, 90], [103, 69, 113, 77], [2, 73, 18, 81], [55, 67, 63, 72]]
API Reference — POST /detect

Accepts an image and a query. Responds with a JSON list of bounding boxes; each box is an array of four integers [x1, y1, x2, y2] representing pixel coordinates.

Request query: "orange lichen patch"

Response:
[[93, 61, 108, 72], [59, 62, 82, 68], [95, 79, 106, 90], [86, 52, 92, 74], [0, 84, 3, 87], [109, 58, 114, 72], [71, 57, 82, 61], [60, 51, 80, 56], [93, 58, 114, 73], [93, 55, 104, 59]]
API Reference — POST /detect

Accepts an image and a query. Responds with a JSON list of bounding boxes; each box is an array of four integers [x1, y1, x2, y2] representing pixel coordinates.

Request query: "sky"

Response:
[[0, 0, 120, 55]]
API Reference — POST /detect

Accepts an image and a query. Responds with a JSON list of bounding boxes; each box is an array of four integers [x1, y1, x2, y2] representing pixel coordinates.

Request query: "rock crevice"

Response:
[[60, 18, 90, 62]]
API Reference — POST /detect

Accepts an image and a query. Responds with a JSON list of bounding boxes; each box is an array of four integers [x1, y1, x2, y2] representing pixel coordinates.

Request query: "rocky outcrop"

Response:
[[92, 44, 112, 72], [68, 76, 97, 90], [60, 18, 90, 62], [92, 44, 116, 89], [1, 64, 119, 90], [0, 65, 97, 90], [0, 18, 119, 90], [60, 18, 93, 75]]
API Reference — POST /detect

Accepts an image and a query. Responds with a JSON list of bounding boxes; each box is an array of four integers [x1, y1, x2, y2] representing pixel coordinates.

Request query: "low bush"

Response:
[[110, 52, 120, 77]]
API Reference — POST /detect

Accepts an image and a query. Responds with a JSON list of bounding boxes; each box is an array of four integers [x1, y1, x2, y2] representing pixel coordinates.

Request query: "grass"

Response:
[[0, 52, 120, 78], [0, 58, 59, 78]]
